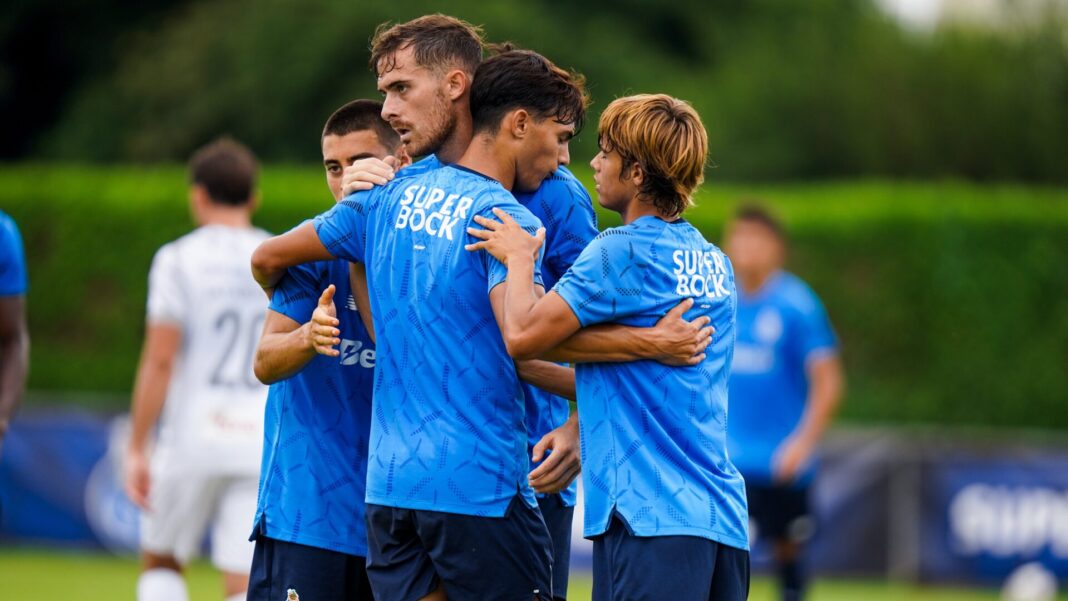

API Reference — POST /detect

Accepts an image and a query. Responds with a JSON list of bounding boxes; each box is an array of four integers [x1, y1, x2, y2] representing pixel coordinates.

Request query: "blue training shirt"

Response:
[[552, 216, 749, 549], [512, 165, 599, 507], [314, 164, 545, 517], [726, 271, 837, 485], [252, 257, 376, 556], [0, 211, 28, 296]]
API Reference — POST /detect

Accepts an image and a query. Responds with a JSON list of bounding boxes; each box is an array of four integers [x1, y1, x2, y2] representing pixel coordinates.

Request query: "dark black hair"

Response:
[[469, 50, 588, 135], [322, 99, 399, 150]]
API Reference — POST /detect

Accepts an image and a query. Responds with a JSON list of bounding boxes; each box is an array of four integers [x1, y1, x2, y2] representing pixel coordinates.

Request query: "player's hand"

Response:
[[528, 413, 581, 494], [124, 448, 152, 510], [465, 208, 545, 265], [308, 285, 341, 357], [341, 156, 397, 196], [650, 298, 714, 366], [772, 435, 816, 484]]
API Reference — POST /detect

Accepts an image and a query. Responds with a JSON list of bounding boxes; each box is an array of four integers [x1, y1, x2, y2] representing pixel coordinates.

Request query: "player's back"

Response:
[[553, 216, 748, 548], [317, 164, 544, 517], [150, 224, 270, 475]]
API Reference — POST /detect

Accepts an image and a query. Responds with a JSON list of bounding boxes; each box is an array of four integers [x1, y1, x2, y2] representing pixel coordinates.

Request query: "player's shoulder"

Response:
[[536, 166, 591, 202], [773, 271, 823, 313], [396, 154, 443, 178]]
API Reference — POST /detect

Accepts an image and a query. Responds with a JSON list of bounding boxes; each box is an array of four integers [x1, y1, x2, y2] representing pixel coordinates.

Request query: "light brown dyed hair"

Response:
[[369, 14, 484, 77], [598, 94, 708, 217]]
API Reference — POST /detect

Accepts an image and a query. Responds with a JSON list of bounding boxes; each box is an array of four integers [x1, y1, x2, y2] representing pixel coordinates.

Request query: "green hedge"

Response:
[[3, 165, 1067, 429]]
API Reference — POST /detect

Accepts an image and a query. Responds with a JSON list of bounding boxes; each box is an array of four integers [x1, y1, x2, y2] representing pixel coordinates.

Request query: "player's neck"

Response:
[[435, 113, 475, 164], [739, 268, 776, 295], [618, 196, 679, 225], [455, 133, 515, 190], [195, 205, 253, 229]]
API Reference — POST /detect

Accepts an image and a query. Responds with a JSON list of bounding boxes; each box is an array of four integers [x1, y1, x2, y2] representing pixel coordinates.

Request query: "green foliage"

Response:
[[30, 0, 1068, 182], [3, 165, 1067, 428]]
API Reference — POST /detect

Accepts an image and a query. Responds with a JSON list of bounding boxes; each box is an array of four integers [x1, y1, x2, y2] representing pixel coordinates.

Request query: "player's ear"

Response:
[[444, 69, 468, 101], [510, 109, 531, 139], [628, 162, 644, 189]]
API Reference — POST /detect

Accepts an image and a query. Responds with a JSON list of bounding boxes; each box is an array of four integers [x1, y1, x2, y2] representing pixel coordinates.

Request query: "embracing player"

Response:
[[246, 100, 409, 601], [125, 139, 269, 601], [467, 94, 751, 601]]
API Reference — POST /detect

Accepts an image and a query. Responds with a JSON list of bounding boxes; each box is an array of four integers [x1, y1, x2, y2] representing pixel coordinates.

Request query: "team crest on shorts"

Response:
[[286, 589, 300, 601]]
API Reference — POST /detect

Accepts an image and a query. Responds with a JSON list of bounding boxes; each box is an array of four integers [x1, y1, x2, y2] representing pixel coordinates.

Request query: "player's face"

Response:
[[322, 130, 393, 202], [724, 220, 784, 276], [377, 47, 457, 157], [514, 118, 574, 193], [590, 147, 634, 212]]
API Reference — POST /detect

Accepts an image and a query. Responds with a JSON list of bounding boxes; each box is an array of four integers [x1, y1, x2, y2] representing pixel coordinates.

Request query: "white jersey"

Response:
[[146, 224, 271, 476]]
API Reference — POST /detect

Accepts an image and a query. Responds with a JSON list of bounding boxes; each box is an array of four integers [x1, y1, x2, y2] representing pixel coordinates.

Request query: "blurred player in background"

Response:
[[724, 205, 845, 601], [246, 99, 408, 601], [124, 138, 269, 601], [0, 209, 29, 458], [466, 93, 751, 601]]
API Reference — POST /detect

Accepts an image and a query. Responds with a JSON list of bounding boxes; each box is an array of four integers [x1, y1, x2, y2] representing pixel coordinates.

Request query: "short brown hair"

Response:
[[322, 99, 400, 151], [369, 14, 484, 77], [470, 50, 588, 135], [188, 137, 258, 206], [598, 94, 708, 218]]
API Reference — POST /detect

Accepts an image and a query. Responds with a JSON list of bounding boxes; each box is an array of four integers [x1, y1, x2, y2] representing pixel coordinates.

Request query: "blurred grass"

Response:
[[3, 164, 1068, 428], [4, 546, 1064, 600]]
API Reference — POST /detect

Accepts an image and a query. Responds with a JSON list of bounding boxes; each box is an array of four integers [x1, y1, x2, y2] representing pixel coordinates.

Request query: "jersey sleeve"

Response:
[[551, 231, 644, 327], [269, 262, 323, 324], [146, 244, 187, 326], [791, 284, 838, 362], [0, 217, 27, 296], [478, 198, 546, 293], [314, 190, 375, 263], [542, 177, 599, 279]]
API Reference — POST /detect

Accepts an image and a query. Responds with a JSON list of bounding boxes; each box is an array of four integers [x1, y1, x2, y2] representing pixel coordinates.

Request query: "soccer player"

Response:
[[466, 94, 751, 601], [245, 99, 408, 601], [251, 49, 590, 601], [124, 138, 269, 601], [724, 205, 845, 601], [0, 209, 29, 458], [339, 20, 709, 597]]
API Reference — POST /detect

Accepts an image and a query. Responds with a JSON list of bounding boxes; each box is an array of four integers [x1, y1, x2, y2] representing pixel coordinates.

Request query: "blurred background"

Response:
[[1, 0, 1067, 599]]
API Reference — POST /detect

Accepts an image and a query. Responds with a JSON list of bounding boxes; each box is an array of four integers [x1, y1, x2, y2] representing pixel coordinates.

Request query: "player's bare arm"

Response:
[[469, 209, 581, 357], [250, 222, 335, 294], [773, 353, 845, 482], [543, 300, 712, 366], [0, 295, 28, 453], [125, 322, 181, 510], [348, 262, 375, 343], [253, 286, 344, 384]]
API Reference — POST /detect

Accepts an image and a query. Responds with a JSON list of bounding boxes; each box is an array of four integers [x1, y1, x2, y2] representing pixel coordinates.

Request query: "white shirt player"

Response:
[[146, 224, 270, 475]]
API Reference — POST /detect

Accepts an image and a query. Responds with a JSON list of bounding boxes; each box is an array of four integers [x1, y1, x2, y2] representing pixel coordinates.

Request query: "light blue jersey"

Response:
[[726, 271, 837, 485], [0, 211, 27, 296], [253, 258, 376, 556], [552, 216, 749, 549], [513, 165, 599, 507], [315, 164, 545, 517]]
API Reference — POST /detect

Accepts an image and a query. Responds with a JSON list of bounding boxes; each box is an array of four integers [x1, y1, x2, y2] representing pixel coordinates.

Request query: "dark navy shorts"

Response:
[[538, 494, 575, 600], [247, 534, 372, 601], [745, 482, 813, 544], [366, 496, 553, 601], [592, 515, 750, 601]]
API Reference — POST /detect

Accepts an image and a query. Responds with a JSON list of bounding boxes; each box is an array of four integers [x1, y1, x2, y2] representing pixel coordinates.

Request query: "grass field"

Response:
[[3, 547, 1063, 601]]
